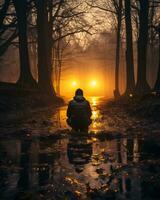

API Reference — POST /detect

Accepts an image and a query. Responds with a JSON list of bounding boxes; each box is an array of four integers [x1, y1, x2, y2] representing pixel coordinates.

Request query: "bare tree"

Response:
[[51, 0, 92, 96], [88, 0, 123, 98], [36, 0, 57, 96], [13, 0, 37, 88], [154, 24, 160, 92], [124, 0, 135, 95], [114, 0, 123, 98], [136, 0, 151, 95]]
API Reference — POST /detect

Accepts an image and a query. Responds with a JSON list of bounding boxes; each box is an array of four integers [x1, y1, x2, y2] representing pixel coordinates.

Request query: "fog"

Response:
[[60, 32, 126, 98], [0, 31, 158, 99]]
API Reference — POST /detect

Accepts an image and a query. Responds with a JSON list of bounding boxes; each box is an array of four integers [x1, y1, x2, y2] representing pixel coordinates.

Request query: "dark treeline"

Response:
[[0, 0, 90, 98], [0, 0, 160, 100], [90, 0, 160, 98]]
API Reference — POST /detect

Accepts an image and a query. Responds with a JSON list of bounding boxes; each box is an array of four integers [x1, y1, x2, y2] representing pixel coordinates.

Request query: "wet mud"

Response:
[[0, 97, 160, 200]]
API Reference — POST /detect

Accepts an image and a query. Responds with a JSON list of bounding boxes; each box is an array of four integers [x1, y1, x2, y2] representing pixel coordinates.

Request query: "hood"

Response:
[[74, 95, 85, 102]]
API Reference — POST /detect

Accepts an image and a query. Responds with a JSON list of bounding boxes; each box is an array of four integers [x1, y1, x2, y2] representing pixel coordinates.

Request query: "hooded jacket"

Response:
[[67, 95, 92, 120]]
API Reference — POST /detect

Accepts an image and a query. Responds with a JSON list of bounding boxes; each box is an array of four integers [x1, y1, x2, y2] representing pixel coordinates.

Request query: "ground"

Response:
[[0, 97, 160, 200]]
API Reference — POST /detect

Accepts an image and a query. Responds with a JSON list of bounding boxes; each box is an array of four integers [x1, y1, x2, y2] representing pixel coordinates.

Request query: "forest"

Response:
[[0, 0, 160, 99], [0, 0, 160, 200]]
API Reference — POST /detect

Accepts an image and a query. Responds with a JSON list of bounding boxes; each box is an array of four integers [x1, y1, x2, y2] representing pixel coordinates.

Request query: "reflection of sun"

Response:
[[92, 110, 98, 120], [90, 96, 98, 106], [89, 97, 103, 132], [93, 122, 98, 129], [91, 108, 102, 131]]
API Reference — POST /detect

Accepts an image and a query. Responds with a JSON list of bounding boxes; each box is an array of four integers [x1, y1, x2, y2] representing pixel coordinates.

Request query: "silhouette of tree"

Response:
[[136, 0, 151, 95], [124, 0, 135, 95], [13, 0, 37, 88]]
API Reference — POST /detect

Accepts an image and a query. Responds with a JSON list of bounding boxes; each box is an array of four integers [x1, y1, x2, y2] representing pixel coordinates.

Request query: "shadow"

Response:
[[67, 132, 93, 173]]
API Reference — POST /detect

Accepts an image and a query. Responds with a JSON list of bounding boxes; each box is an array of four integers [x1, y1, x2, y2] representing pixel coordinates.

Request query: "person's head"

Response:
[[75, 88, 83, 96]]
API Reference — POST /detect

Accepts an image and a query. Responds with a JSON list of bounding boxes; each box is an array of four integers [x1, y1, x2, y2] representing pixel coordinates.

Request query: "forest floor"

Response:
[[0, 96, 160, 200]]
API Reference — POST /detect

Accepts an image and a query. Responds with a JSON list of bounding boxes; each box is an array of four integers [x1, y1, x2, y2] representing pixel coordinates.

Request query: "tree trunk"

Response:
[[136, 0, 151, 95], [54, 29, 62, 96], [154, 26, 160, 92], [37, 0, 56, 97], [13, 0, 36, 88], [114, 0, 122, 99], [57, 40, 62, 96], [148, 0, 156, 87], [124, 0, 135, 95]]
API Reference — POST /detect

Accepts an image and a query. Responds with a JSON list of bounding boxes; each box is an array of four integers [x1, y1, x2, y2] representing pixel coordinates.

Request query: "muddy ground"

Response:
[[0, 97, 160, 200]]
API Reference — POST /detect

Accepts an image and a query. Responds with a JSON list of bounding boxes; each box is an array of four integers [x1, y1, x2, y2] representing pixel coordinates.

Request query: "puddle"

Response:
[[0, 96, 160, 199], [0, 134, 160, 199], [50, 96, 109, 132]]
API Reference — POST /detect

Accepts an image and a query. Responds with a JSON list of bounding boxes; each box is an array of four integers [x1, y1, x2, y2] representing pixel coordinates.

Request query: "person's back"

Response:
[[67, 89, 92, 131]]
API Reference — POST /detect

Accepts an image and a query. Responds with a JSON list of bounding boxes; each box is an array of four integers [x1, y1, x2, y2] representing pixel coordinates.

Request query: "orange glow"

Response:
[[71, 81, 78, 87], [60, 77, 105, 98], [60, 65, 108, 97], [129, 93, 133, 98], [90, 80, 97, 87], [91, 96, 97, 106]]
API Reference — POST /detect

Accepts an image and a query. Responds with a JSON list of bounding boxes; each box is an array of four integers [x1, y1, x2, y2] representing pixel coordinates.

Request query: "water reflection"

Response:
[[0, 135, 159, 199], [90, 96, 98, 106], [0, 97, 160, 199], [89, 96, 104, 132], [18, 139, 31, 190], [67, 134, 93, 173]]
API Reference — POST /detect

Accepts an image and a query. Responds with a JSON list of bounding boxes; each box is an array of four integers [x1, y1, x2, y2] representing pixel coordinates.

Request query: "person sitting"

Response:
[[67, 89, 92, 132]]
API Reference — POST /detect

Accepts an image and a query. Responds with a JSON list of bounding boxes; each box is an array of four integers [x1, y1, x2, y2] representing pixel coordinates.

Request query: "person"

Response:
[[67, 89, 92, 131]]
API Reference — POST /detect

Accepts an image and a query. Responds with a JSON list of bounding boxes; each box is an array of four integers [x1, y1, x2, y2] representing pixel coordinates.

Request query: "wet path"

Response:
[[0, 97, 160, 200]]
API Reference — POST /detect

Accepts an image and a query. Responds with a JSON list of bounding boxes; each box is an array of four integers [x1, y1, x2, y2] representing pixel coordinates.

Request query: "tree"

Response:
[[36, 0, 56, 96], [124, 0, 135, 95], [53, 31, 63, 96], [136, 0, 151, 95], [148, 0, 157, 86], [114, 0, 122, 98], [88, 0, 123, 98], [154, 25, 160, 92], [51, 0, 92, 96], [13, 0, 36, 88]]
